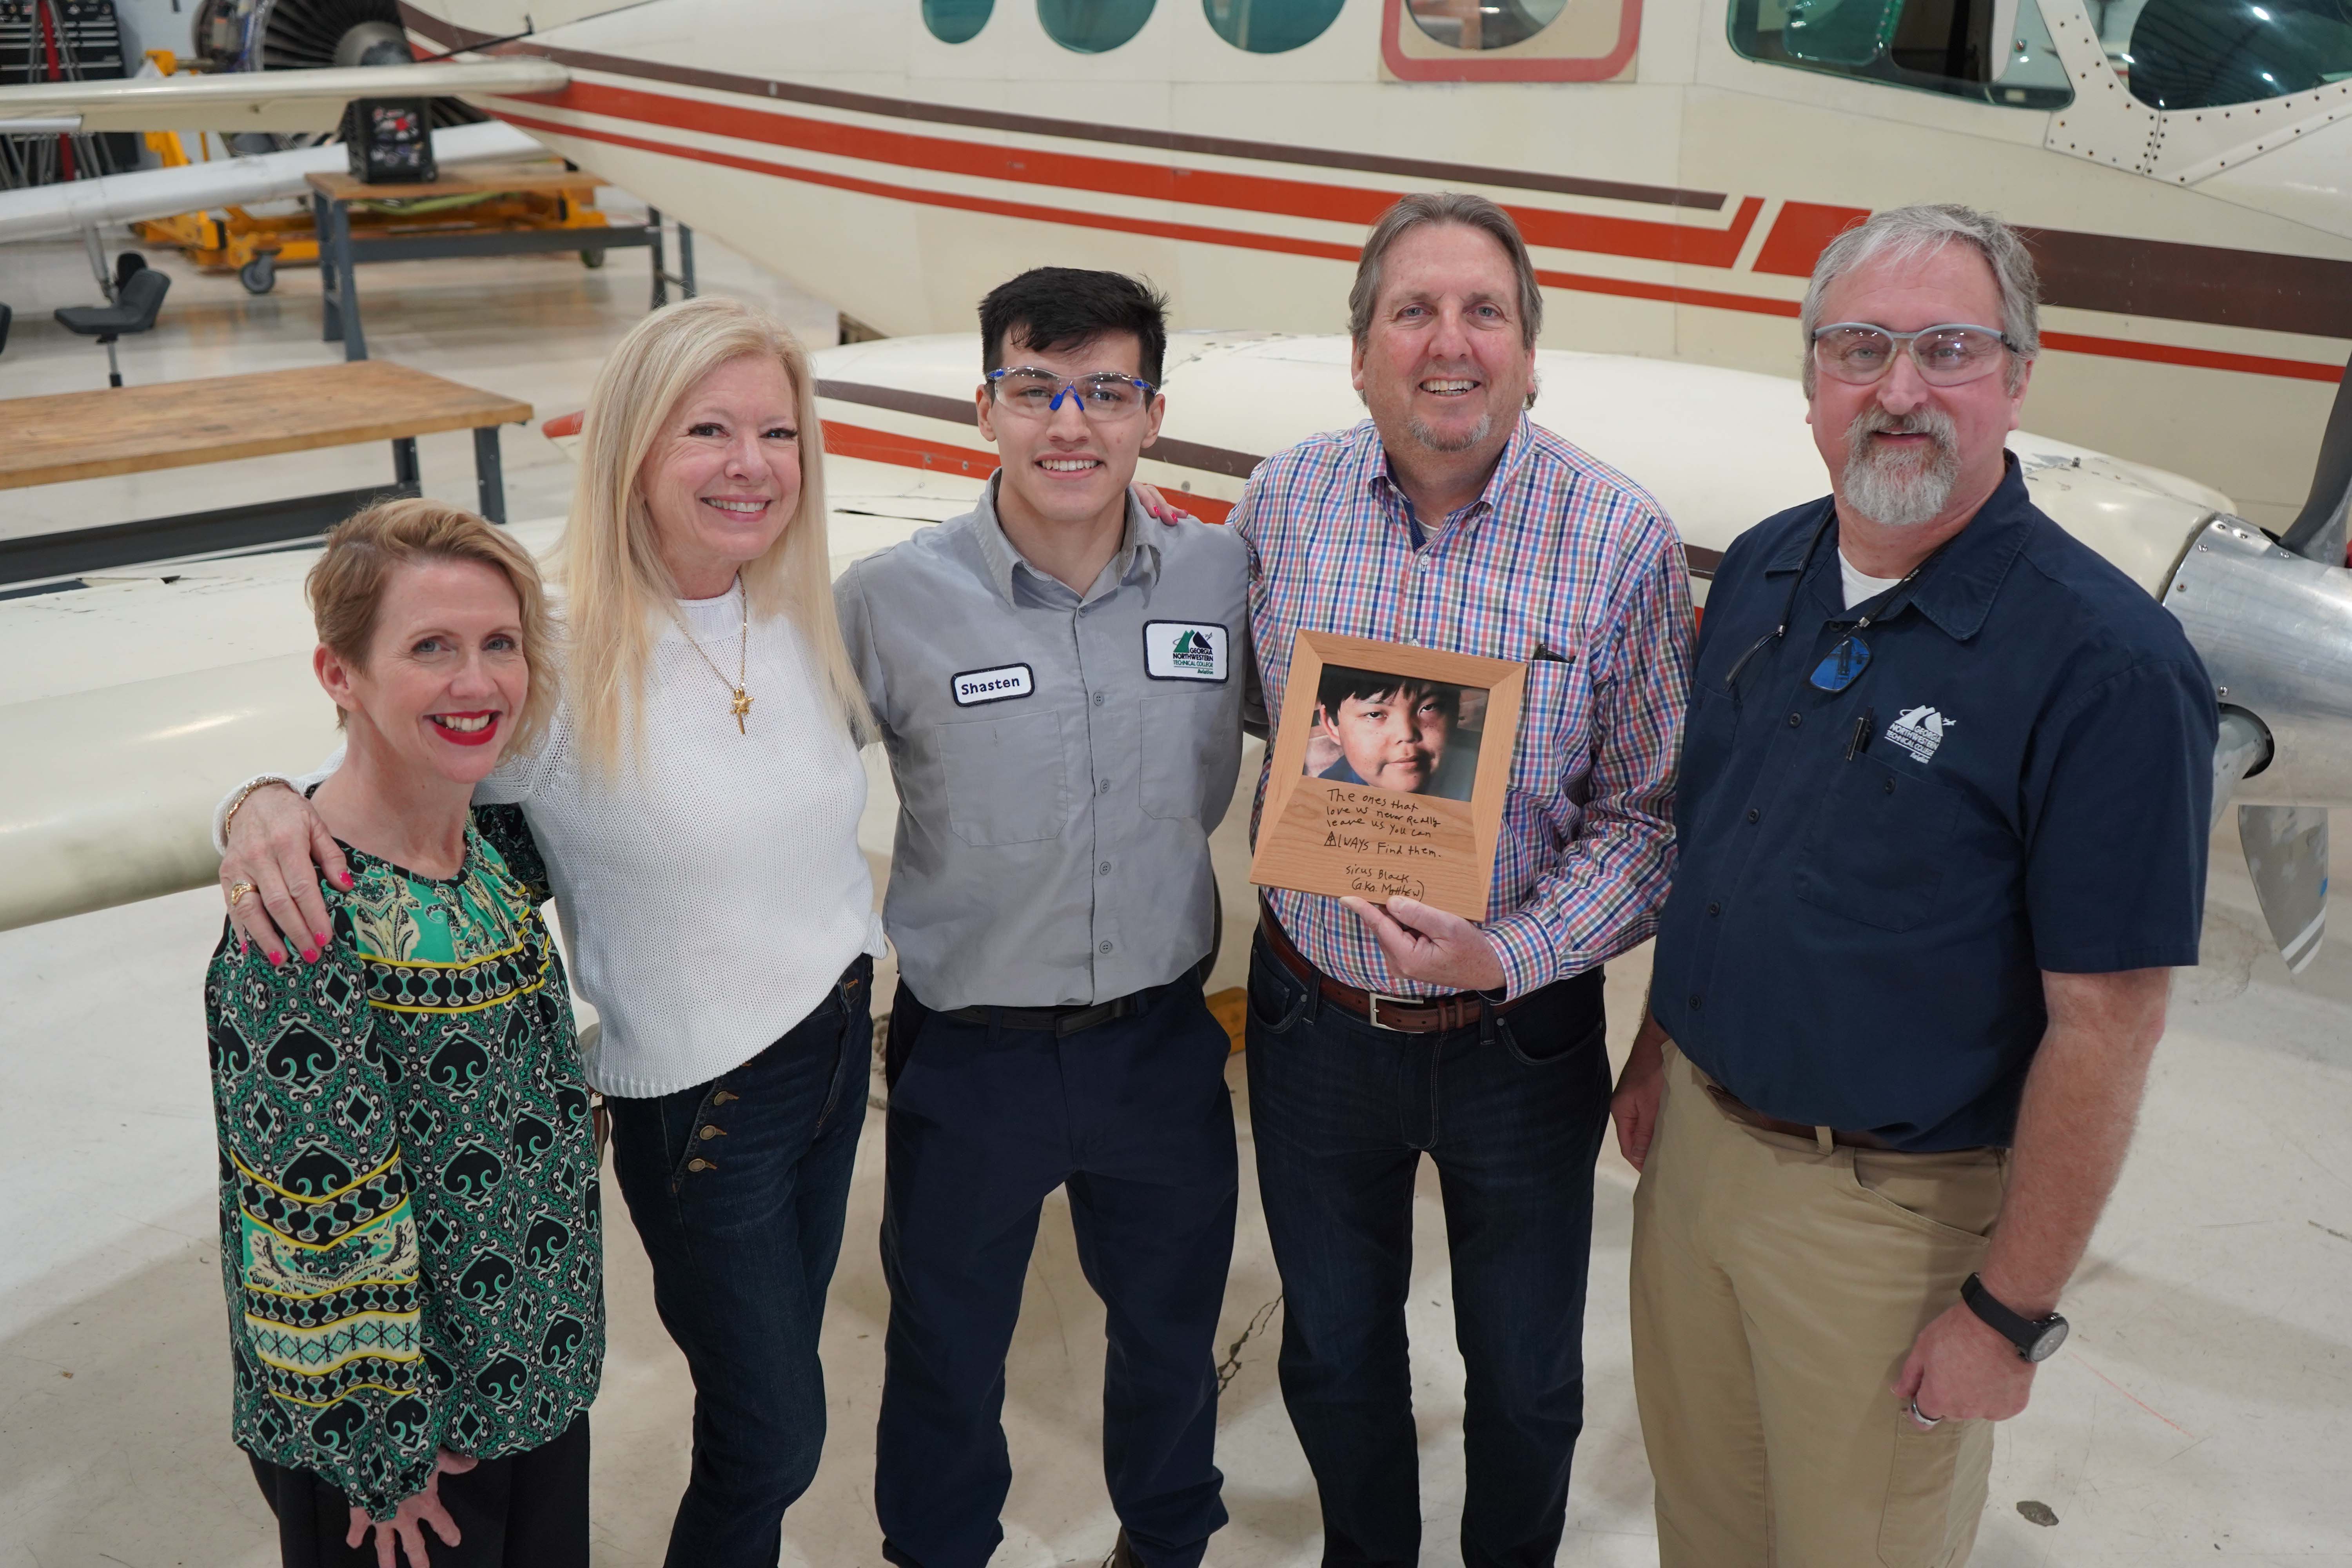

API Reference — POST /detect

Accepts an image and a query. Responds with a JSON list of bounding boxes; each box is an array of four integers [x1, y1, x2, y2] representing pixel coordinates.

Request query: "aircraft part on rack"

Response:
[[0, 118, 541, 243]]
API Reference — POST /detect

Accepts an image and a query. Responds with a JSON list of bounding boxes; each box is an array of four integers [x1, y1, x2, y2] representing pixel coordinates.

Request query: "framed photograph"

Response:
[[1249, 631, 1526, 919]]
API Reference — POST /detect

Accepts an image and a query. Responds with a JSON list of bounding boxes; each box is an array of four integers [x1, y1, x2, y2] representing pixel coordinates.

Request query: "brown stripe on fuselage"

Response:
[[399, 5, 1724, 210], [2020, 227, 2352, 343]]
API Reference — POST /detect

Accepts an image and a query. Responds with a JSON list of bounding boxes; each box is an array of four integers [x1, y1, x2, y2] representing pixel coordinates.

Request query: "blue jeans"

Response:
[[875, 977, 1238, 1568], [1245, 935, 1611, 1568], [608, 956, 872, 1568]]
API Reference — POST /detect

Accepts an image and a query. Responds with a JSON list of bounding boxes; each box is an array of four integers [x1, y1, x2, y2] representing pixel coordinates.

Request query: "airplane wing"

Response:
[[0, 120, 548, 245], [0, 58, 567, 134]]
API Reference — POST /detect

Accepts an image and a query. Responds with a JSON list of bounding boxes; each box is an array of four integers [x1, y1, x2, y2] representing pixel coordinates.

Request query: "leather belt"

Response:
[[1702, 1081, 1896, 1151], [1259, 905, 1524, 1034], [946, 992, 1147, 1038]]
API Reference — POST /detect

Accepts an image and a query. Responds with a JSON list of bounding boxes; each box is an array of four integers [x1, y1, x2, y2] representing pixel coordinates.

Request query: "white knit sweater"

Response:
[[220, 583, 886, 1098]]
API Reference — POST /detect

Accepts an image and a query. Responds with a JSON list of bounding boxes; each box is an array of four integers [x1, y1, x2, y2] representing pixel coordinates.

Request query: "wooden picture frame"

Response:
[[1249, 632, 1527, 919]]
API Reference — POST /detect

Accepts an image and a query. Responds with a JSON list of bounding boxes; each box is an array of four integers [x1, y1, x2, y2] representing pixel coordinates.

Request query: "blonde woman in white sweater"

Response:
[[215, 298, 882, 1568]]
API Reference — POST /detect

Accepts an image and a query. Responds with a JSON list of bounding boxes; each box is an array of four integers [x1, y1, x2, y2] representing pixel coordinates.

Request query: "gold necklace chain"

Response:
[[670, 581, 753, 735]]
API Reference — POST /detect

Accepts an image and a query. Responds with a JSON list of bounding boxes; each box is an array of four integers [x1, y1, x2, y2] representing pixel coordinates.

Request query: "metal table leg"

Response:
[[473, 425, 507, 525], [393, 437, 420, 491], [334, 198, 367, 361], [648, 206, 667, 309], [678, 222, 696, 299], [315, 190, 340, 344]]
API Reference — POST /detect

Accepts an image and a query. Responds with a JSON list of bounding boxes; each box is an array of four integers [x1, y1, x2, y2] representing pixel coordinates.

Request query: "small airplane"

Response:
[[1, 0, 2348, 973]]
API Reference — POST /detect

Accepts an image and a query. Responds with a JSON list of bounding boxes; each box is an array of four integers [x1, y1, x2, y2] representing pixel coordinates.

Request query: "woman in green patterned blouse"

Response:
[[205, 499, 601, 1568]]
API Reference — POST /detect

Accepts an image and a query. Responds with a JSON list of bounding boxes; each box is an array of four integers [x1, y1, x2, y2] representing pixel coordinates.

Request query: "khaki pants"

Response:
[[1630, 1044, 2010, 1568]]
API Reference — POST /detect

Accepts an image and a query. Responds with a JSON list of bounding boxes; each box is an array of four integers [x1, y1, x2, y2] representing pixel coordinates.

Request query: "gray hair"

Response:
[[1348, 191, 1544, 354], [1799, 203, 2040, 395]]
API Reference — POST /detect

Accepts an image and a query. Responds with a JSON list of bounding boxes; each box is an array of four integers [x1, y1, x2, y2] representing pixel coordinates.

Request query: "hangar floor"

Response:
[[2, 229, 2348, 1568]]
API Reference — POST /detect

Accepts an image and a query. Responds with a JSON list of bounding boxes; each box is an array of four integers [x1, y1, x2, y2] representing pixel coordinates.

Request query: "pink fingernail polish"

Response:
[[266, 950, 284, 966], [314, 932, 330, 946], [339, 872, 354, 887], [302, 947, 320, 963]]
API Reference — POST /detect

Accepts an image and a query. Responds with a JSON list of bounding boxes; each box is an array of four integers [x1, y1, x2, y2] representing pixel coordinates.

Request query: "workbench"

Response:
[[0, 360, 532, 588], [307, 162, 697, 361]]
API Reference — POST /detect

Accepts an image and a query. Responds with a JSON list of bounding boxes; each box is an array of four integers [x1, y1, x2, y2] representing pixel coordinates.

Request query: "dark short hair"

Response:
[[980, 267, 1170, 390], [1316, 665, 1460, 720]]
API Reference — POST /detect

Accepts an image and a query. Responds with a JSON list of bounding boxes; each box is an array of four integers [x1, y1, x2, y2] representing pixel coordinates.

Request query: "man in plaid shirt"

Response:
[[1233, 192, 1692, 1566]]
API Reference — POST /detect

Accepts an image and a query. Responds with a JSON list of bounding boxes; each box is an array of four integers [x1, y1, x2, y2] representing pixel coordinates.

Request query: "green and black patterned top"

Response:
[[203, 813, 601, 1521]]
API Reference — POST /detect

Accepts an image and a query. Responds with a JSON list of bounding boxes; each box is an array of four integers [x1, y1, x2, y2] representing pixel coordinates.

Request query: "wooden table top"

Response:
[[0, 361, 534, 490], [305, 162, 605, 202]]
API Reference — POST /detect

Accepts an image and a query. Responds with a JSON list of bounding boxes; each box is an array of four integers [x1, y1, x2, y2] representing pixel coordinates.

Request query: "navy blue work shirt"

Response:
[[1649, 458, 2217, 1150]]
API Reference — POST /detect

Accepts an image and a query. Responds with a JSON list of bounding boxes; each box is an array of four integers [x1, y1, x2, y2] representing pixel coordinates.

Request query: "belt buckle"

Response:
[[1365, 992, 1414, 1031]]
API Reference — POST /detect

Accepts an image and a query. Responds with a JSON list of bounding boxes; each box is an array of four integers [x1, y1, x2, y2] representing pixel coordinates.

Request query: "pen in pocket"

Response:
[[1846, 708, 1874, 761]]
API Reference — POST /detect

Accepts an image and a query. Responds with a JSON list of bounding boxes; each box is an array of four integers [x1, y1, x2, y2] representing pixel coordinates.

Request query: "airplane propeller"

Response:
[[2221, 354, 2352, 974]]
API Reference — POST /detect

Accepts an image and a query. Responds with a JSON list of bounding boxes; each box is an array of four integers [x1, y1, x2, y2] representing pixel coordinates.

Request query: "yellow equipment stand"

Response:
[[128, 54, 617, 297]]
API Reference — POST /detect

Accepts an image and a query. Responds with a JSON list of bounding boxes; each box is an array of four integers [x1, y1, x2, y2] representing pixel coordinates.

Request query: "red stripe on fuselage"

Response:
[[490, 107, 2346, 385]]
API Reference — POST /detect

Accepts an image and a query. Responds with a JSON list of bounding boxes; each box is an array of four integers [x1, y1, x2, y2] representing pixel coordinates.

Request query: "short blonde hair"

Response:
[[564, 296, 874, 773], [307, 497, 559, 760]]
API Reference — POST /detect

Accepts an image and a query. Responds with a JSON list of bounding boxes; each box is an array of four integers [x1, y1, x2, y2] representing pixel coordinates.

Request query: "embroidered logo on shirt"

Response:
[[1884, 706, 1956, 764], [1142, 621, 1230, 683], [951, 663, 1036, 706]]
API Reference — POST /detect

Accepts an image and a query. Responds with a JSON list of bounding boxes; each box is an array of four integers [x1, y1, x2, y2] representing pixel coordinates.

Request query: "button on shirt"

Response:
[[835, 479, 1247, 1010], [1649, 459, 2218, 1150], [1235, 416, 1693, 999]]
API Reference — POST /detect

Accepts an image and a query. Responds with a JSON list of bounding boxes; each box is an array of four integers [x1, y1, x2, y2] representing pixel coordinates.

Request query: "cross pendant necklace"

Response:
[[673, 583, 753, 736]]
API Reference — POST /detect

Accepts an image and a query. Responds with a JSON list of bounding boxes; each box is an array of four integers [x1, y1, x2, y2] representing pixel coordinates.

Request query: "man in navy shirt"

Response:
[[1611, 205, 2216, 1566]]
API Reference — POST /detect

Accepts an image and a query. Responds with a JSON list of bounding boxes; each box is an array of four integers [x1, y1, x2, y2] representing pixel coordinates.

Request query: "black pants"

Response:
[[248, 1412, 589, 1568], [875, 977, 1239, 1568], [1247, 936, 1612, 1568]]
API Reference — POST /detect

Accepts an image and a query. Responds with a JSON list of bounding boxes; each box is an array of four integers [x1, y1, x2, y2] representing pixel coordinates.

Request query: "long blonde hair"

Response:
[[564, 297, 873, 773], [308, 497, 560, 762]]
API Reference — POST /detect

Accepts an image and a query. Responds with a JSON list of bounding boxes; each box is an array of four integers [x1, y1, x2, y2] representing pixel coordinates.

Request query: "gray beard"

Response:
[[1406, 411, 1493, 454], [1841, 406, 1962, 528]]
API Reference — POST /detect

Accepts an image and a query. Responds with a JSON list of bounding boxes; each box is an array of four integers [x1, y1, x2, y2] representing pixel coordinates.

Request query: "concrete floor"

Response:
[[3, 207, 2350, 1567]]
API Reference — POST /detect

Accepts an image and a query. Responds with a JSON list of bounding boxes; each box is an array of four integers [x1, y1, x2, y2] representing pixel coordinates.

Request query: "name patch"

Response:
[[1143, 621, 1230, 683], [951, 663, 1036, 706]]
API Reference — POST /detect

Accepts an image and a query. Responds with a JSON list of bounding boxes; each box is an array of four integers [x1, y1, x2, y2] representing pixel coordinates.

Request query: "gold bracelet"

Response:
[[221, 778, 285, 845]]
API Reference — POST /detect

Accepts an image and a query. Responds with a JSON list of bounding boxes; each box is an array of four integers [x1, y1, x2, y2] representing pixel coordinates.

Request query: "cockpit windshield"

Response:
[[2091, 0, 2352, 108]]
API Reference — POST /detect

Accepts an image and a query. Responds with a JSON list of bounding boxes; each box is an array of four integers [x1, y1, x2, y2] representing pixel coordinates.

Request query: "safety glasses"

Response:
[[985, 367, 1157, 419], [1810, 322, 2016, 388]]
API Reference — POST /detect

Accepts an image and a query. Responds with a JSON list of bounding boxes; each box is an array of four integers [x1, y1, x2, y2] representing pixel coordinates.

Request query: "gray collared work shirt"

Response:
[[835, 479, 1248, 1010]]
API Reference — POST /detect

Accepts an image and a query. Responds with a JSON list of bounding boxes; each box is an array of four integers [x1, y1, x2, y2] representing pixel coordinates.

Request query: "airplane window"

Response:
[[2095, 0, 2352, 108], [925, 0, 995, 42], [1408, 0, 1569, 49], [1038, 0, 1156, 50], [1731, 0, 2075, 105], [1206, 0, 1346, 51]]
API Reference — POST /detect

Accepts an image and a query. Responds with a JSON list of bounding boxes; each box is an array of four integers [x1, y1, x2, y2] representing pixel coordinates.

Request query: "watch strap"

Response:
[[1962, 1272, 2060, 1358]]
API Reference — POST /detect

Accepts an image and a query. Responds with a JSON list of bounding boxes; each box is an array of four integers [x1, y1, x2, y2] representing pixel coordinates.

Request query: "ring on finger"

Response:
[[228, 880, 257, 908], [1909, 1398, 1943, 1428]]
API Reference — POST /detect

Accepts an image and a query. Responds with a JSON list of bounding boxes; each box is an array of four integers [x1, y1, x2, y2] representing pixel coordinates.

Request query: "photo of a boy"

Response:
[[1309, 665, 1482, 802]]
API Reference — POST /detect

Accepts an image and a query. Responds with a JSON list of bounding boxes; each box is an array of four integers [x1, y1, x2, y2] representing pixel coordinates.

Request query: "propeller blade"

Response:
[[2239, 804, 2328, 973], [2280, 354, 2352, 567]]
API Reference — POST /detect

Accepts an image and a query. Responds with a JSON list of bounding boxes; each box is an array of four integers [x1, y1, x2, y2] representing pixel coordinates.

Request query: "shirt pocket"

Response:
[[937, 709, 1068, 847], [1507, 658, 1586, 800], [1139, 691, 1216, 821], [1791, 753, 1961, 933]]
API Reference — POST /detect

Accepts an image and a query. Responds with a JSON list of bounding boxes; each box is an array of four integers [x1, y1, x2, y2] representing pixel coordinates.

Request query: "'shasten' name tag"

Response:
[[1143, 621, 1230, 682], [952, 663, 1036, 706]]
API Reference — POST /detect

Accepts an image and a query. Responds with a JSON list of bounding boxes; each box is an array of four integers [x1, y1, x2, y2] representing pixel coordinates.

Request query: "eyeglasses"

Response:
[[1810, 323, 2017, 388], [985, 367, 1157, 419], [1722, 507, 1929, 703]]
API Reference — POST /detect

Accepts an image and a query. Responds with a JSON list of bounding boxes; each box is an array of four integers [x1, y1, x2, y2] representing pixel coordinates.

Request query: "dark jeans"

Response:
[[875, 977, 1239, 1568], [608, 956, 873, 1568], [1245, 935, 1612, 1568], [248, 1413, 589, 1568]]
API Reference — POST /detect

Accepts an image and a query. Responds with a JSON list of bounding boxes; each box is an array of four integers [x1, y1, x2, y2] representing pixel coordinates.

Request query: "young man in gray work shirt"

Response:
[[833, 269, 1246, 1568]]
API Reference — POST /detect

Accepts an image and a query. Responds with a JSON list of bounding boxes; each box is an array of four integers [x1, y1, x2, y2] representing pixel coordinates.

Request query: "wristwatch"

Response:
[[1961, 1273, 2069, 1363]]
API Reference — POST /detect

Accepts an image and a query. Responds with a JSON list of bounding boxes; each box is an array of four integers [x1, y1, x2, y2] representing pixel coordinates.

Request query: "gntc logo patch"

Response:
[[1885, 706, 1955, 764], [1143, 621, 1229, 682]]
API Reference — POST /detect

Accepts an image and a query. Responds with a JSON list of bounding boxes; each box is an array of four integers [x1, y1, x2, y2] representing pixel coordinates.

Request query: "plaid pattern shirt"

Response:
[[1235, 415, 1692, 999]]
